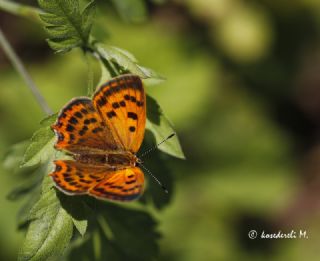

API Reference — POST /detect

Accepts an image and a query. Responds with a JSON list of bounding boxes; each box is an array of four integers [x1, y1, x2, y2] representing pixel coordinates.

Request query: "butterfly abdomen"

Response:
[[74, 152, 137, 168], [74, 154, 107, 164], [107, 153, 137, 167]]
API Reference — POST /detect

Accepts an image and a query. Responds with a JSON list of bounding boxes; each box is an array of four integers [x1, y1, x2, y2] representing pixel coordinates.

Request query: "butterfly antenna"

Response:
[[140, 133, 175, 158], [138, 162, 169, 193]]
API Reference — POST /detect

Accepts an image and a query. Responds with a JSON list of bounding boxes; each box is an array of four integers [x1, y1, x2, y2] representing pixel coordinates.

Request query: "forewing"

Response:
[[93, 75, 146, 153], [89, 167, 145, 201], [52, 98, 123, 154]]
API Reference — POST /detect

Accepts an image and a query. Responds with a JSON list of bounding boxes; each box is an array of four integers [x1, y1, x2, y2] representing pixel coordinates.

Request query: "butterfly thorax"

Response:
[[74, 151, 137, 169]]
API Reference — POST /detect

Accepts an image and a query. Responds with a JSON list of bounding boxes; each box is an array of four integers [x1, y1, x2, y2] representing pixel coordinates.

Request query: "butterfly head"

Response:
[[136, 157, 144, 165]]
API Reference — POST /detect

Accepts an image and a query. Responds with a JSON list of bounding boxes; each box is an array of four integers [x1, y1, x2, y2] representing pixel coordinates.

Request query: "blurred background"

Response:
[[1, 0, 320, 260]]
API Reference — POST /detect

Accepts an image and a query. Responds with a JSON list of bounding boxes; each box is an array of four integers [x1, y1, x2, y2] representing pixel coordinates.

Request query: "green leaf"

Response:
[[3, 140, 29, 171], [38, 0, 96, 53], [95, 44, 164, 81], [21, 125, 55, 167], [18, 176, 74, 261], [100, 203, 160, 260], [17, 189, 41, 228], [146, 95, 185, 159], [97, 58, 112, 87], [6, 173, 41, 201], [59, 197, 89, 237], [110, 0, 147, 23], [40, 113, 58, 126], [82, 1, 96, 38], [72, 217, 88, 237]]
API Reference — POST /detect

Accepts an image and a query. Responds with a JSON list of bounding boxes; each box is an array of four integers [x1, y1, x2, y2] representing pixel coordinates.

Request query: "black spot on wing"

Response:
[[127, 112, 138, 120], [112, 102, 120, 109], [57, 133, 64, 141], [129, 126, 136, 132], [79, 126, 88, 136], [66, 124, 74, 132], [130, 96, 136, 103], [107, 110, 116, 119], [74, 112, 83, 118], [137, 101, 144, 107], [69, 117, 78, 124], [55, 164, 62, 172], [81, 109, 88, 114], [97, 96, 107, 106]]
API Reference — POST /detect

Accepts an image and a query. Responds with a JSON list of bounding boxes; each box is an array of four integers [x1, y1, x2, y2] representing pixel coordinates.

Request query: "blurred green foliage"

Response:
[[1, 0, 320, 260]]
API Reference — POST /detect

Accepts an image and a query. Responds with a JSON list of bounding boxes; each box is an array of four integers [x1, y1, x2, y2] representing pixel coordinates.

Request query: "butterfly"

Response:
[[49, 74, 146, 201]]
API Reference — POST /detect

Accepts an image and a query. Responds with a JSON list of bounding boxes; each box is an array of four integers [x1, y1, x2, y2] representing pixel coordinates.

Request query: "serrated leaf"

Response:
[[47, 38, 81, 53], [82, 1, 96, 38], [96, 44, 164, 81], [18, 176, 73, 261], [59, 197, 89, 237], [146, 95, 185, 159], [38, 0, 95, 52], [21, 125, 55, 167]]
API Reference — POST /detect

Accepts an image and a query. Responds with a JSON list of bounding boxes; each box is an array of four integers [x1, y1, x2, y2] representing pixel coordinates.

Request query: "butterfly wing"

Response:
[[52, 98, 124, 154], [93, 75, 146, 153], [50, 160, 144, 201], [89, 166, 144, 201]]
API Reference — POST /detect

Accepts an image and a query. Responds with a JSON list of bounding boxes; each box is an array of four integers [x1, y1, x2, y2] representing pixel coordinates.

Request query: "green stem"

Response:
[[85, 52, 94, 96], [0, 0, 42, 23], [0, 27, 52, 115]]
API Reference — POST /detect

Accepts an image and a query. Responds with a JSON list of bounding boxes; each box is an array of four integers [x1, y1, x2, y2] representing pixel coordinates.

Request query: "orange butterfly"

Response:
[[50, 74, 146, 201]]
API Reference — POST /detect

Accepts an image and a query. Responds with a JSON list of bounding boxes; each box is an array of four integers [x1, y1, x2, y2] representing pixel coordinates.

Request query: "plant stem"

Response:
[[85, 52, 95, 96], [0, 28, 53, 115]]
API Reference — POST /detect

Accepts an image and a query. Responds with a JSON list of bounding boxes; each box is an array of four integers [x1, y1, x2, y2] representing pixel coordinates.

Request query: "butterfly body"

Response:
[[50, 75, 146, 201], [73, 151, 138, 169]]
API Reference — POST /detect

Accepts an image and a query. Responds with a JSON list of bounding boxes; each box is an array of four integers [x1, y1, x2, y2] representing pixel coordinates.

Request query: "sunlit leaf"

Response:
[[21, 126, 55, 167], [146, 95, 185, 159], [40, 113, 58, 126], [18, 176, 73, 261], [38, 0, 96, 53], [95, 44, 164, 81]]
